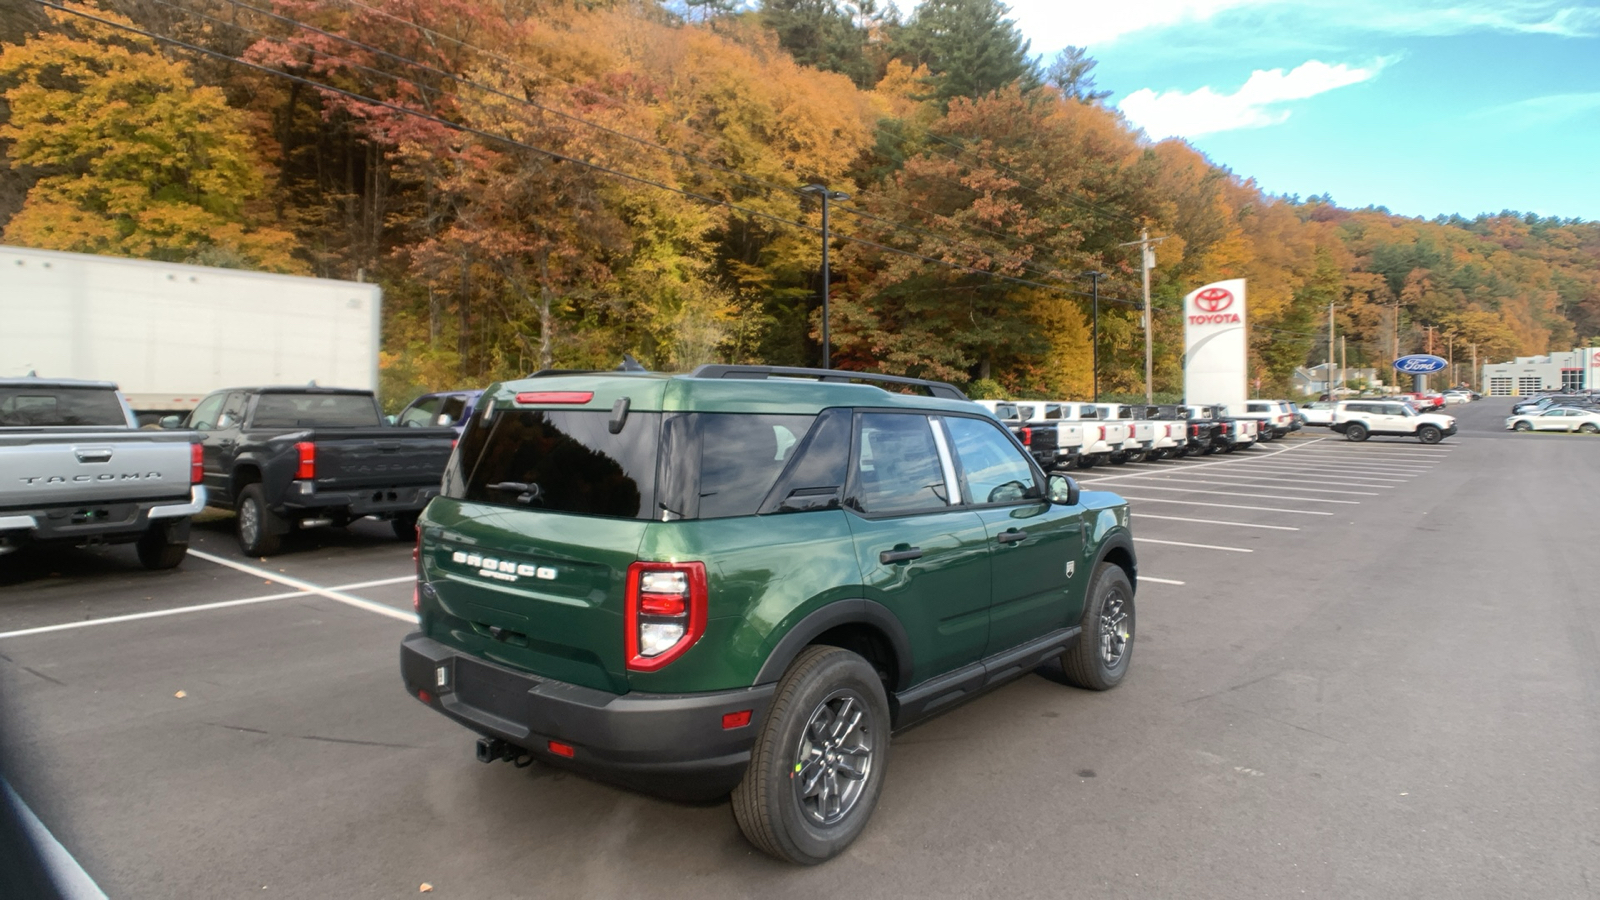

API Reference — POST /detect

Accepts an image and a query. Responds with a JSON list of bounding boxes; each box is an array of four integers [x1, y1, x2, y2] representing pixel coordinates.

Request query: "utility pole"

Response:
[[1085, 271, 1103, 402], [1118, 232, 1168, 405], [1471, 343, 1478, 391], [1328, 301, 1336, 399], [800, 184, 850, 369], [1340, 335, 1347, 392]]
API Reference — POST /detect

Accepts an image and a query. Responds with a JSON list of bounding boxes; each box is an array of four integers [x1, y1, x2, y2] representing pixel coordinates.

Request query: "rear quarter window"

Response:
[[658, 413, 817, 520]]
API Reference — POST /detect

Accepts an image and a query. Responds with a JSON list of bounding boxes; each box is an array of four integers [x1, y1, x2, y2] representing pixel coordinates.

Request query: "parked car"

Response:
[[396, 390, 482, 433], [1442, 391, 1473, 405], [1095, 404, 1158, 462], [1184, 404, 1240, 453], [1331, 400, 1457, 443], [0, 377, 204, 567], [1055, 403, 1128, 467], [1506, 406, 1600, 433], [1511, 394, 1597, 416], [1230, 400, 1297, 441], [172, 386, 457, 555], [1140, 405, 1190, 459], [1299, 400, 1337, 426], [401, 364, 1136, 864]]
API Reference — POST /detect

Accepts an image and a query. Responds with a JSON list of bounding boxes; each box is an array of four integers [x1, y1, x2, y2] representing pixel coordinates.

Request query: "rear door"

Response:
[[939, 414, 1085, 657], [845, 411, 992, 685]]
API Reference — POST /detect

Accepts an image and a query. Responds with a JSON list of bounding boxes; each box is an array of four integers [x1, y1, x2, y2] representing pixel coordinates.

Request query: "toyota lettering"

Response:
[[1189, 287, 1241, 325]]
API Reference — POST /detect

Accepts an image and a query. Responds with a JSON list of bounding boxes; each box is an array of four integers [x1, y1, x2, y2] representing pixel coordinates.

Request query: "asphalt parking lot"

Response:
[[3, 399, 1598, 898]]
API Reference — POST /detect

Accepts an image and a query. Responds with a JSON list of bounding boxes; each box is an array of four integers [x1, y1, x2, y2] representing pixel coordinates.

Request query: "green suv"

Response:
[[400, 366, 1138, 864]]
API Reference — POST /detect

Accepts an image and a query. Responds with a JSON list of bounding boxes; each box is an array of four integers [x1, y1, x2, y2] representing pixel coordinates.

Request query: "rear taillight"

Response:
[[625, 561, 707, 671], [294, 441, 316, 480], [1020, 426, 1033, 447], [190, 442, 203, 485]]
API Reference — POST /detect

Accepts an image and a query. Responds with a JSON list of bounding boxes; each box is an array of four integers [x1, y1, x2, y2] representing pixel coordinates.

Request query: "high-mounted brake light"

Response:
[[294, 441, 316, 480], [190, 442, 203, 485], [515, 391, 593, 405], [625, 561, 708, 672]]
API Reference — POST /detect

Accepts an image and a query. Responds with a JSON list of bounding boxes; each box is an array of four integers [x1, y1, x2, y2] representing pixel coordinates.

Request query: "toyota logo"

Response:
[[1194, 287, 1233, 313]]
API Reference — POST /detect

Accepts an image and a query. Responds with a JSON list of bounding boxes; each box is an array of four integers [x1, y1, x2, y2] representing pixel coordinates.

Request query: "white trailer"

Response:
[[0, 245, 380, 418]]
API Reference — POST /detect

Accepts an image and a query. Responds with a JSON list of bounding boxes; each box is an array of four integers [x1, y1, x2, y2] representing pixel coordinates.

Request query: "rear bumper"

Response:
[[401, 634, 774, 801], [0, 486, 205, 544], [283, 480, 439, 517]]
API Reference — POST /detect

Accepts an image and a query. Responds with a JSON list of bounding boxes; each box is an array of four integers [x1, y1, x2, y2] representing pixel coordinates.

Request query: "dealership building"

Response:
[[1481, 347, 1600, 395]]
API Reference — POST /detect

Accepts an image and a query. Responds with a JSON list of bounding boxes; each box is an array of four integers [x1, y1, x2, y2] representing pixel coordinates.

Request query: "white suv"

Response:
[[1332, 400, 1457, 444]]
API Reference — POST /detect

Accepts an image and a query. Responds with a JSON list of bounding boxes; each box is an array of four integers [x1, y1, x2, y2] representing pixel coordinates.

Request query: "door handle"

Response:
[[879, 547, 923, 565], [996, 530, 1028, 545]]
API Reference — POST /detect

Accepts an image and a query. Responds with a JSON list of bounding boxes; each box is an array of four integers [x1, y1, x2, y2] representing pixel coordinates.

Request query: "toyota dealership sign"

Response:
[[1184, 279, 1249, 407]]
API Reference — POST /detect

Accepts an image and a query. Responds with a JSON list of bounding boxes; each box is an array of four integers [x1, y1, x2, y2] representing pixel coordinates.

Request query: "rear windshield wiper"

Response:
[[488, 481, 543, 505]]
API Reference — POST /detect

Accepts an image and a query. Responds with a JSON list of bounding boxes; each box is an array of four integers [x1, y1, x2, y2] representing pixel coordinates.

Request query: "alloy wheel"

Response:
[[1100, 592, 1130, 667], [792, 690, 874, 827], [239, 497, 260, 547]]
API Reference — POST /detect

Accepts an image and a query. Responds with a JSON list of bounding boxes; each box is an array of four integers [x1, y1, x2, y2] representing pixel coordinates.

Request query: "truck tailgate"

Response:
[[0, 430, 195, 509], [298, 428, 457, 490]]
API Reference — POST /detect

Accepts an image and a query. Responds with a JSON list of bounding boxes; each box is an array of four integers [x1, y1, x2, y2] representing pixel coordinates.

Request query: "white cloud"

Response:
[[996, 0, 1600, 50], [1479, 91, 1600, 127], [1117, 60, 1388, 140]]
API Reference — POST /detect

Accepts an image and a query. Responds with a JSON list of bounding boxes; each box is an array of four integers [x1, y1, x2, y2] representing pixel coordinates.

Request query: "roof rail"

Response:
[[689, 365, 969, 401]]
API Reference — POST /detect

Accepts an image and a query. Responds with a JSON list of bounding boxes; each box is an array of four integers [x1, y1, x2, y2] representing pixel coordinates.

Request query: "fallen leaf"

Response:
[[174, 690, 187, 699], [419, 885, 433, 893]]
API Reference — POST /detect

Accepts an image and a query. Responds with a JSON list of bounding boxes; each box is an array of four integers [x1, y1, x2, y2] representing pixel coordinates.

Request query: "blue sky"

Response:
[[995, 0, 1600, 220]]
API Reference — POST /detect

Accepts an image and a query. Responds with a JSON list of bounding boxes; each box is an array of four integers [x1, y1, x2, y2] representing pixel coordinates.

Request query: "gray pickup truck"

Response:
[[0, 378, 205, 568]]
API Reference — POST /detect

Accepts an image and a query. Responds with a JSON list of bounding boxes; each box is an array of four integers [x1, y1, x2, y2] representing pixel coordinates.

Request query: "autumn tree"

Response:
[[0, 2, 300, 270]]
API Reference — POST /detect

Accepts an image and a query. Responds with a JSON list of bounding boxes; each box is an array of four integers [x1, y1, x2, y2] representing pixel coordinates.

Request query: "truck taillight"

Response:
[[625, 561, 707, 672], [294, 442, 315, 480], [190, 442, 203, 485], [1020, 426, 1033, 447]]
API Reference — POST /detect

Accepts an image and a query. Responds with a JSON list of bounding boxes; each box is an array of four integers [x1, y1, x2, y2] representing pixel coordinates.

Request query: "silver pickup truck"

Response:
[[0, 378, 205, 568]]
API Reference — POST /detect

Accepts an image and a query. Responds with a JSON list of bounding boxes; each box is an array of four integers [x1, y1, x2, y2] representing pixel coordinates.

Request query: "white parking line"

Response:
[[1135, 537, 1252, 553], [2, 779, 108, 900], [1135, 514, 1300, 531], [190, 549, 418, 624], [0, 576, 415, 641], [1142, 576, 1186, 585], [1078, 437, 1329, 484], [1285, 450, 1439, 465], [1253, 455, 1431, 469], [1121, 484, 1359, 504], [1137, 476, 1381, 496], [1119, 496, 1334, 515], [1217, 463, 1414, 480], [1158, 471, 1398, 488]]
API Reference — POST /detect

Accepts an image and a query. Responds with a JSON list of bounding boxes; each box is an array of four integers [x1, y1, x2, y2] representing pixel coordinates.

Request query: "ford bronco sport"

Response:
[[400, 365, 1138, 864]]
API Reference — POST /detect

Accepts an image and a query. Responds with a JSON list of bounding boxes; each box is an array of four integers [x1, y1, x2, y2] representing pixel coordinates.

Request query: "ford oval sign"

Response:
[[1394, 354, 1448, 374]]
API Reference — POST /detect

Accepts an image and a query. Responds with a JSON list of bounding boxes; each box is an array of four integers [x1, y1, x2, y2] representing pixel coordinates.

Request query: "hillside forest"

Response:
[[2, 0, 1598, 405]]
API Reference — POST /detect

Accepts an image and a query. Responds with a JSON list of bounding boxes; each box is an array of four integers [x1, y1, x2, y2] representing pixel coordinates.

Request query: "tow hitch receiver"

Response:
[[475, 737, 521, 764]]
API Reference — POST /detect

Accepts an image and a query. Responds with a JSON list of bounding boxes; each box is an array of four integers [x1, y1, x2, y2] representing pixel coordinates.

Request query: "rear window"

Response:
[[0, 386, 127, 427], [453, 409, 662, 519], [251, 393, 380, 428]]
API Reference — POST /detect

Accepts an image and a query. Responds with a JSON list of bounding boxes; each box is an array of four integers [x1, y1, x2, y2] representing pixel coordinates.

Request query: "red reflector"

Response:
[[515, 391, 594, 405], [722, 710, 752, 730], [548, 740, 575, 758], [639, 594, 686, 616], [294, 441, 316, 480], [417, 689, 432, 704], [189, 442, 203, 485]]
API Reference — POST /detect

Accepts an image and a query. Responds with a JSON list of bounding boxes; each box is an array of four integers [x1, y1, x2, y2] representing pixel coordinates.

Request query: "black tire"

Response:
[[136, 520, 188, 570], [1581, 423, 1598, 434], [1417, 425, 1442, 444], [1108, 452, 1128, 466], [732, 646, 890, 865], [235, 484, 283, 556], [1061, 562, 1135, 691], [1075, 455, 1096, 469], [1345, 422, 1369, 442], [392, 513, 419, 542], [1198, 443, 1215, 456], [1512, 420, 1532, 432], [1170, 446, 1188, 459]]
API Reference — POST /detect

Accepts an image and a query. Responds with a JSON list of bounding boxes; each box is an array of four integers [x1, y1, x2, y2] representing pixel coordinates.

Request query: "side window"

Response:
[[188, 394, 225, 431], [693, 413, 813, 519], [761, 408, 851, 513], [219, 391, 248, 428], [398, 397, 440, 427], [851, 413, 949, 515], [438, 395, 469, 425], [942, 415, 1039, 506]]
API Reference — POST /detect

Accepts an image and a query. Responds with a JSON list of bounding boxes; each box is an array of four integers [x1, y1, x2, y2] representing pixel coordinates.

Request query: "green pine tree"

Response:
[[897, 0, 1039, 106]]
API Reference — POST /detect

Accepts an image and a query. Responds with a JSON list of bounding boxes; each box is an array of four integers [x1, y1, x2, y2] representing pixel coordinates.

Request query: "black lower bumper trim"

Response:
[[401, 634, 773, 800]]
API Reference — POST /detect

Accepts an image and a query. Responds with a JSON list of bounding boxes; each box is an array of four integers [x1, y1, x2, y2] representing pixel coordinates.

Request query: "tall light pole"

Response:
[[800, 184, 849, 369], [1085, 271, 1103, 402]]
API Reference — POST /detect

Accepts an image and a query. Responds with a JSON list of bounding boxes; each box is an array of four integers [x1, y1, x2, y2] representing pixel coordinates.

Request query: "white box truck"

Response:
[[0, 245, 380, 421]]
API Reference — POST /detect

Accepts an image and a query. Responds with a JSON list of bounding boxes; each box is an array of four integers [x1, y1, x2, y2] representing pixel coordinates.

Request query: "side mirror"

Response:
[[1048, 473, 1079, 506], [158, 415, 184, 429], [385, 415, 397, 426]]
